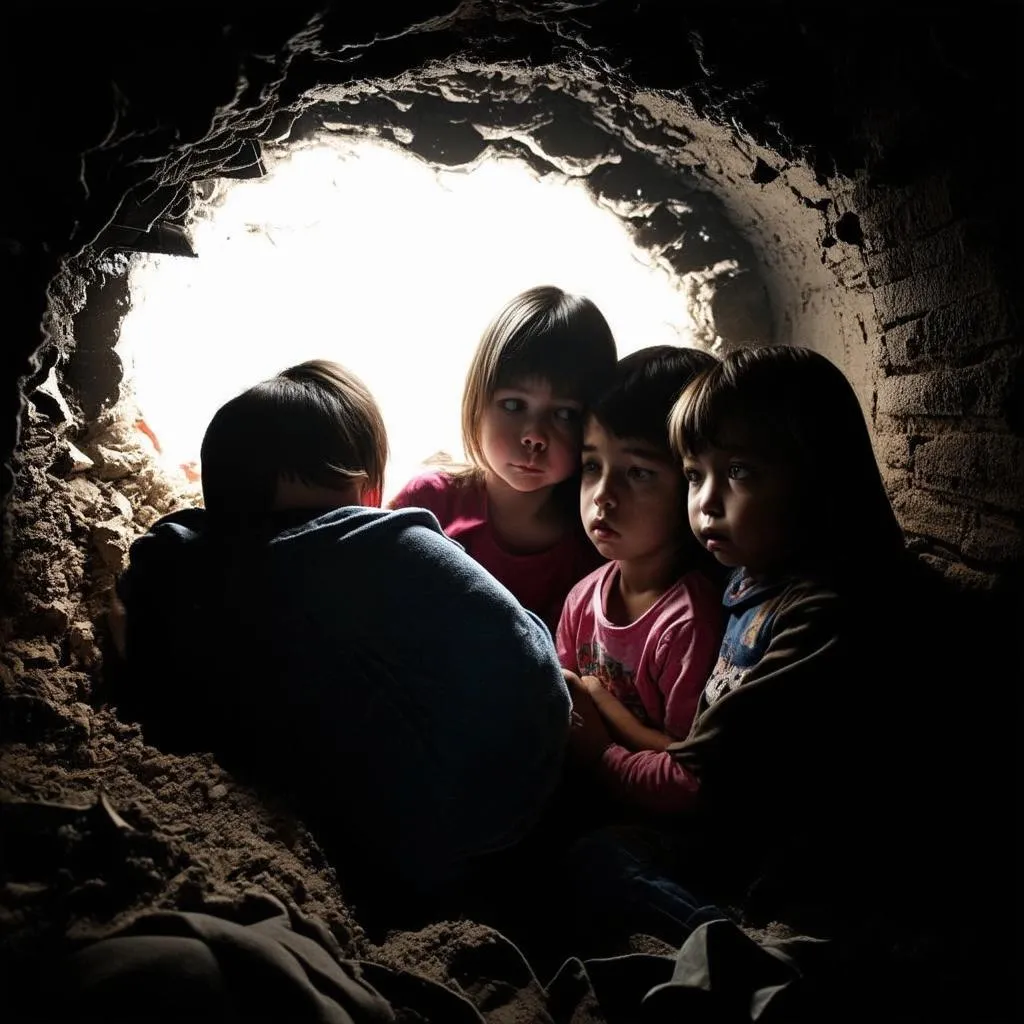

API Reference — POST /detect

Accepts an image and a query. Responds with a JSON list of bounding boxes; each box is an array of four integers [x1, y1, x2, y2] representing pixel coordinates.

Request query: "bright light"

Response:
[[116, 136, 716, 500]]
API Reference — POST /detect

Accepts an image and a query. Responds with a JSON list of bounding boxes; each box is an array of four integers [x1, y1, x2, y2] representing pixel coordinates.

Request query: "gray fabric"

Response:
[[34, 898, 396, 1023], [547, 920, 831, 1024]]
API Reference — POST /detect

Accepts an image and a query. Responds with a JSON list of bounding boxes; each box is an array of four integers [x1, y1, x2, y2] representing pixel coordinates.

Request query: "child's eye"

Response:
[[554, 407, 580, 422], [498, 398, 524, 413], [729, 463, 752, 480], [683, 467, 702, 484], [581, 459, 600, 475], [627, 466, 654, 482]]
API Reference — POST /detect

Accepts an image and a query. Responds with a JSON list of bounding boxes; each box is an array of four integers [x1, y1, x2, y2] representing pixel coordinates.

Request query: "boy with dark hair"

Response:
[[557, 345, 723, 814]]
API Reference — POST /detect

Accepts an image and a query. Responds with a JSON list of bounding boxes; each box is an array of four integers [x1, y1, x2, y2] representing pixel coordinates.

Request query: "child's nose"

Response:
[[521, 417, 548, 451], [593, 477, 616, 508], [697, 478, 722, 516]]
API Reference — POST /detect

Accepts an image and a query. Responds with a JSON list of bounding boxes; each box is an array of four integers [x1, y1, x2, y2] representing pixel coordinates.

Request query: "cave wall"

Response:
[[2, 0, 1020, 589], [0, 0, 1020, 994]]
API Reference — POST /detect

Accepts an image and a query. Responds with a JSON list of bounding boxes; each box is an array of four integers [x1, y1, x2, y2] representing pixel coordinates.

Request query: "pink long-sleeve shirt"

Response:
[[556, 561, 723, 813]]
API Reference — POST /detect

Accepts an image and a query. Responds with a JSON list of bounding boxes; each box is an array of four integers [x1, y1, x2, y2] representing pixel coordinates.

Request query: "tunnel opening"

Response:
[[110, 130, 757, 499], [1, 8, 1020, 1021]]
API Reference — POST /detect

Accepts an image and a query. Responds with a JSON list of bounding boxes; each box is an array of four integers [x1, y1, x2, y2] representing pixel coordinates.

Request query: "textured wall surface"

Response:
[[2, 1, 1019, 580]]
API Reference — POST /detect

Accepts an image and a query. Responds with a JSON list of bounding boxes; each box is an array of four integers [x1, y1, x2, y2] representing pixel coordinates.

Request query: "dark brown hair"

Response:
[[200, 359, 388, 527], [591, 344, 722, 575], [590, 345, 719, 454], [670, 345, 905, 576]]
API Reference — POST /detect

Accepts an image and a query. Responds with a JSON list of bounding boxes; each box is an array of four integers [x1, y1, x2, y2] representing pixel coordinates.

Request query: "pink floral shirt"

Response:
[[556, 560, 723, 813]]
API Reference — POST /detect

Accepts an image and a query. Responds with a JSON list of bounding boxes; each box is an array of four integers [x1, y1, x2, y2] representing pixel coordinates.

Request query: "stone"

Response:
[[876, 354, 1020, 419], [915, 434, 1024, 510], [108, 489, 134, 520], [66, 442, 95, 473], [92, 446, 144, 482], [892, 489, 968, 548], [918, 553, 999, 592], [66, 477, 105, 514], [960, 514, 1023, 564], [91, 519, 132, 573], [874, 433, 913, 470], [874, 252, 995, 328], [15, 600, 71, 641], [864, 221, 971, 288], [855, 177, 954, 250], [32, 366, 76, 424], [69, 621, 99, 669]]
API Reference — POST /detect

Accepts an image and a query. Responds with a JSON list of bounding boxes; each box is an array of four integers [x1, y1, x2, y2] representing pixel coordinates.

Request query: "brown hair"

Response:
[[460, 285, 617, 470], [591, 344, 722, 574], [200, 359, 388, 527], [591, 345, 719, 455], [669, 345, 905, 576]]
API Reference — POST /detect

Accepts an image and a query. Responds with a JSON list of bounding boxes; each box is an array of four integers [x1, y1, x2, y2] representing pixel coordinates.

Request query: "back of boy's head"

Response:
[[670, 345, 905, 572], [461, 285, 617, 466], [590, 345, 719, 453], [200, 359, 388, 528]]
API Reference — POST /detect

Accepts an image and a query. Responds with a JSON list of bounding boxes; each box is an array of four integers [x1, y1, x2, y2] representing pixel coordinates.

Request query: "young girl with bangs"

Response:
[[390, 285, 618, 633]]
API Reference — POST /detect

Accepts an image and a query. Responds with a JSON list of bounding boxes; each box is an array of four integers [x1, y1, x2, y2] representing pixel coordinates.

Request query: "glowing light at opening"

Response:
[[116, 136, 711, 500]]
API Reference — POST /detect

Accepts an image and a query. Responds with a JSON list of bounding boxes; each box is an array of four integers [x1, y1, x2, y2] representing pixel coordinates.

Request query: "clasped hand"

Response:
[[562, 669, 613, 763]]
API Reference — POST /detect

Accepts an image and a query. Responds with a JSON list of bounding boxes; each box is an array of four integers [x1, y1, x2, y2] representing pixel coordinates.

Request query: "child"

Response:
[[108, 359, 572, 919], [389, 285, 617, 633], [565, 345, 911, 949], [556, 346, 724, 815]]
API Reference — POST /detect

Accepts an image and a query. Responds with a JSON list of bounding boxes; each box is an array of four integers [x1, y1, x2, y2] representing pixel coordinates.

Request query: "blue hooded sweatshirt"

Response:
[[115, 503, 571, 896]]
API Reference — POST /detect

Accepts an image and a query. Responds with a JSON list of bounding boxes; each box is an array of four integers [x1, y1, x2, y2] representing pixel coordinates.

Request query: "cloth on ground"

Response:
[[16, 896, 486, 1024], [15, 893, 858, 1024]]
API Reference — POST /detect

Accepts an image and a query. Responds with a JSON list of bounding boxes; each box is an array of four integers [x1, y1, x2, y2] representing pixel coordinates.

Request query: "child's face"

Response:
[[682, 436, 796, 576], [479, 376, 582, 493], [580, 418, 685, 567]]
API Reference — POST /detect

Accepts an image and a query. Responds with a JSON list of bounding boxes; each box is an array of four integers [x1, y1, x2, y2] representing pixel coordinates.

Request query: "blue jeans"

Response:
[[567, 826, 729, 955]]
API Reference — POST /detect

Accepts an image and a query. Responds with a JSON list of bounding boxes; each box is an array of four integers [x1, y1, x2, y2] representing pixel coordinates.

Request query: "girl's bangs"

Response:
[[494, 330, 606, 399]]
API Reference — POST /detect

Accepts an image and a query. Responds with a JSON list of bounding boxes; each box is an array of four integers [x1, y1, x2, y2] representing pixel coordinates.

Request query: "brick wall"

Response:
[[855, 176, 1021, 584]]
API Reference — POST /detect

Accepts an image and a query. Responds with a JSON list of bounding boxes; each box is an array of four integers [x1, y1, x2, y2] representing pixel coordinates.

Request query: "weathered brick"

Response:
[[856, 176, 954, 250], [876, 354, 1020, 419], [892, 488, 969, 547], [882, 292, 1016, 371], [960, 513, 1024, 564], [867, 331, 889, 371], [914, 433, 1024, 510], [881, 465, 912, 497], [882, 321, 922, 370], [874, 432, 913, 469], [874, 252, 995, 328], [921, 291, 1016, 360], [918, 553, 999, 592], [865, 222, 970, 288], [877, 372, 953, 416]]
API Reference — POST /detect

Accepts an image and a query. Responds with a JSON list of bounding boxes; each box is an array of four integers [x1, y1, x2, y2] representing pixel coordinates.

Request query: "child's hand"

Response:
[[565, 677, 614, 765], [580, 674, 611, 705], [579, 672, 675, 754]]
